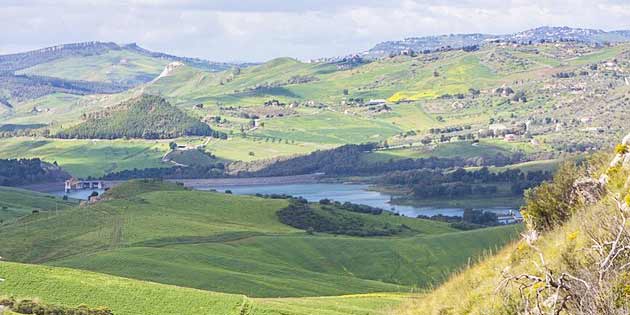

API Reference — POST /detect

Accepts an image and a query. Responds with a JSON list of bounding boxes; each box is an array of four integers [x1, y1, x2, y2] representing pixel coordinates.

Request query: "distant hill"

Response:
[[0, 74, 129, 107], [0, 42, 257, 105], [0, 41, 249, 74], [365, 26, 630, 58], [55, 94, 226, 140]]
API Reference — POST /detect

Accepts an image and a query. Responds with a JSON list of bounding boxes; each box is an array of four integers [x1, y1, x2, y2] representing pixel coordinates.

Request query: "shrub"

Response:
[[2, 299, 112, 315], [615, 144, 629, 155], [521, 162, 585, 232]]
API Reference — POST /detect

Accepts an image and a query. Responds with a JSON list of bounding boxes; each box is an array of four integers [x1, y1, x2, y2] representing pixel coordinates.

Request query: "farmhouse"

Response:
[[64, 178, 104, 193], [364, 99, 387, 106], [497, 210, 523, 224]]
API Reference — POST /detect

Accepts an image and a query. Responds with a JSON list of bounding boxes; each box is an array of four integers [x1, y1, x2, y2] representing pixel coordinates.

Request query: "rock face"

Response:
[[155, 61, 185, 81]]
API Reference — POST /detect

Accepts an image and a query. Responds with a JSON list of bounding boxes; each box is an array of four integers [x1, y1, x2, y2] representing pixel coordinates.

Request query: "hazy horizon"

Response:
[[2, 0, 630, 62]]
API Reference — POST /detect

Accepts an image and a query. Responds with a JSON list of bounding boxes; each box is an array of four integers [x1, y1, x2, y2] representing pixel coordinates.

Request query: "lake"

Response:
[[56, 182, 517, 217], [197, 183, 517, 218]]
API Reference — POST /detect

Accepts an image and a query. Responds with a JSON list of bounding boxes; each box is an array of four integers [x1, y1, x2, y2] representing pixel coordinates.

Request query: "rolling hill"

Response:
[[0, 261, 414, 315], [0, 27, 629, 181], [55, 94, 225, 140], [0, 42, 252, 111], [0, 186, 75, 223], [364, 26, 630, 58], [0, 180, 520, 299]]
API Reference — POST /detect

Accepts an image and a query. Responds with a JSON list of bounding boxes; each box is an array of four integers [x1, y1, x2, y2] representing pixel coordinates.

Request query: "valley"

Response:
[[1, 21, 630, 315]]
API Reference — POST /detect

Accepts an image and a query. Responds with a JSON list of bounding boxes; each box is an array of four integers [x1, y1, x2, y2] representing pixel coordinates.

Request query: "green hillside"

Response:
[[393, 143, 630, 314], [2, 42, 629, 176], [0, 186, 75, 222], [0, 262, 413, 315], [0, 137, 170, 178], [55, 94, 225, 140], [16, 50, 169, 86], [0, 262, 245, 315], [0, 180, 520, 298]]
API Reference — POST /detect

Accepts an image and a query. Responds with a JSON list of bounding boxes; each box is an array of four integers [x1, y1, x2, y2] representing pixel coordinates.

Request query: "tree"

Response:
[[169, 142, 177, 150]]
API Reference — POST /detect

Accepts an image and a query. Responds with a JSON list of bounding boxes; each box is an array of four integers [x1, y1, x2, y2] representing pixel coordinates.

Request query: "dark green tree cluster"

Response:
[[0, 158, 69, 186], [522, 162, 586, 232], [319, 199, 383, 215], [99, 164, 226, 180], [244, 144, 526, 178], [55, 95, 227, 140], [277, 200, 405, 237], [380, 167, 552, 199]]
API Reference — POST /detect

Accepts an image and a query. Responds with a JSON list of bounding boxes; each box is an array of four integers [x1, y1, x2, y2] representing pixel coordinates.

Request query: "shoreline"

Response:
[[18, 173, 325, 193]]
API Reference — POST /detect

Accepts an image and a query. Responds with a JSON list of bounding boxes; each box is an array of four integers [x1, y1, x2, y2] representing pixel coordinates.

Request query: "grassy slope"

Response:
[[363, 139, 535, 163], [50, 226, 519, 297], [391, 151, 625, 314], [392, 208, 596, 314], [0, 181, 520, 298], [16, 50, 168, 84], [0, 262, 245, 315], [0, 262, 414, 315], [0, 186, 75, 222], [203, 136, 331, 162], [0, 137, 169, 178]]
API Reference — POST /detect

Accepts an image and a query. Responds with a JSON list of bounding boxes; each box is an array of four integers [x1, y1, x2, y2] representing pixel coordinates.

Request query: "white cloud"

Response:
[[1, 0, 629, 61]]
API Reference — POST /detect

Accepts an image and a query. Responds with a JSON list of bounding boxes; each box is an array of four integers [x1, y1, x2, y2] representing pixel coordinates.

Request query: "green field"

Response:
[[363, 139, 536, 163], [0, 137, 170, 178], [0, 186, 76, 222], [256, 110, 402, 144], [0, 181, 520, 299], [204, 136, 331, 162], [0, 262, 416, 315]]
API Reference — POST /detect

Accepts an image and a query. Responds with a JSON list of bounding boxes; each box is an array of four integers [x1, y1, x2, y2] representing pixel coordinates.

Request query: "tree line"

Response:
[[240, 144, 528, 178], [379, 167, 553, 199], [0, 158, 69, 186]]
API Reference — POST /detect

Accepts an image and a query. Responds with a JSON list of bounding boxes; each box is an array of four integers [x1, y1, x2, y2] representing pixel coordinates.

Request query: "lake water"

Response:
[[197, 183, 517, 218], [56, 183, 517, 218], [53, 189, 105, 200]]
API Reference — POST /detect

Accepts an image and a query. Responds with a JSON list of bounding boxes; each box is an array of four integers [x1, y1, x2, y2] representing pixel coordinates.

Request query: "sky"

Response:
[[2, 0, 630, 62]]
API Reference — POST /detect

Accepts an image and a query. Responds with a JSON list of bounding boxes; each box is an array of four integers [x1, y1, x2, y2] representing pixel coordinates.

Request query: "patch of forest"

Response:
[[0, 158, 69, 186], [276, 198, 408, 236], [379, 167, 553, 198]]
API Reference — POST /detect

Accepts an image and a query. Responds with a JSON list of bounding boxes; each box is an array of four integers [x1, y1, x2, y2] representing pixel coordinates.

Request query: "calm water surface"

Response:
[[198, 183, 516, 217], [57, 183, 517, 217]]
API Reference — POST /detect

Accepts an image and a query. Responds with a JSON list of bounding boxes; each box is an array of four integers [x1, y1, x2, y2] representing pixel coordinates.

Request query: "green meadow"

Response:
[[0, 186, 76, 222], [0, 137, 169, 178], [0, 261, 415, 315], [0, 181, 520, 300]]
